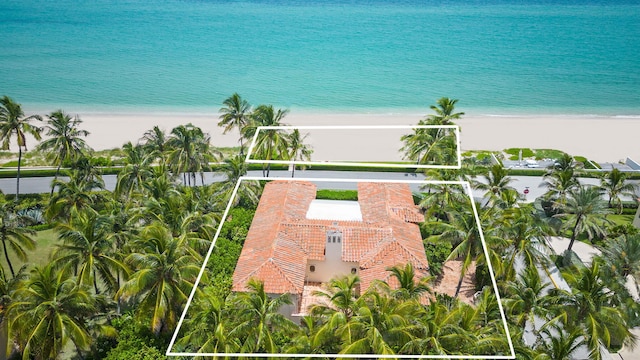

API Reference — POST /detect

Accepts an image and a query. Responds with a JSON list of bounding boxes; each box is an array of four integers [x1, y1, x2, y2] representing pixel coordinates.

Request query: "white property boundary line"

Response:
[[245, 125, 462, 169], [167, 176, 515, 359]]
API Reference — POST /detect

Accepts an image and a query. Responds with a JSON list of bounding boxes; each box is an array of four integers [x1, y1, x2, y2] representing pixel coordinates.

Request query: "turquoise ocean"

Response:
[[1, 0, 639, 116]]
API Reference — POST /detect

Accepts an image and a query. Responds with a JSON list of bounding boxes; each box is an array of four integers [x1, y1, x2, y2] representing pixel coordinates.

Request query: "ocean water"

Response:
[[0, 0, 639, 115]]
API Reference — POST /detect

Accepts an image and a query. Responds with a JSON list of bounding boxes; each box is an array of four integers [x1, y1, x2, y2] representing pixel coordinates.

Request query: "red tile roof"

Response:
[[232, 181, 429, 295]]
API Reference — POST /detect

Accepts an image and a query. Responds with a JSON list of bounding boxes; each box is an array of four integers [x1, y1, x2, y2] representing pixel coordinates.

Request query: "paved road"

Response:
[[1, 170, 638, 204]]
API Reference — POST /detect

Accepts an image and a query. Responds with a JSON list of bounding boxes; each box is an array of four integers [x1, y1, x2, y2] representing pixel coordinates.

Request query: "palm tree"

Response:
[[599, 233, 640, 296], [549, 260, 633, 359], [176, 286, 237, 354], [102, 196, 138, 306], [287, 129, 313, 177], [0, 265, 27, 359], [554, 185, 611, 253], [118, 222, 201, 335], [498, 204, 553, 280], [71, 155, 103, 184], [218, 93, 252, 155], [503, 266, 554, 330], [535, 326, 585, 360], [228, 278, 295, 353], [35, 110, 91, 196], [141, 165, 180, 201], [400, 97, 463, 166], [0, 96, 42, 201], [540, 169, 580, 208], [166, 124, 218, 186], [312, 275, 361, 322], [426, 97, 465, 125], [52, 211, 127, 294], [214, 154, 261, 207], [472, 164, 519, 205], [7, 263, 95, 360], [140, 125, 168, 162], [400, 299, 473, 355], [338, 291, 414, 355], [115, 142, 155, 198], [599, 168, 638, 214], [45, 170, 105, 223], [547, 153, 582, 173], [242, 105, 289, 177], [434, 203, 490, 297], [0, 202, 36, 278], [400, 126, 457, 166], [417, 169, 467, 221], [384, 263, 432, 300]]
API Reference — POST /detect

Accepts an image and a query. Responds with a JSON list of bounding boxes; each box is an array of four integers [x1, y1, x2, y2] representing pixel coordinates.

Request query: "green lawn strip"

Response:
[[0, 228, 59, 273], [533, 149, 567, 160], [574, 155, 600, 170], [606, 214, 634, 226], [315, 189, 358, 201], [504, 148, 534, 160]]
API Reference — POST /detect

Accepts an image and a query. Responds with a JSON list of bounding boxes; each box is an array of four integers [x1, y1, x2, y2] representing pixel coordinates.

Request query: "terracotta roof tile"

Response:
[[232, 181, 430, 298]]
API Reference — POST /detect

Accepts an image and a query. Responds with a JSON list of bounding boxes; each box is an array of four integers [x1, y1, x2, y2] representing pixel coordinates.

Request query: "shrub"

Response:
[[89, 314, 169, 360], [91, 157, 112, 167], [423, 240, 452, 276], [474, 262, 492, 291], [219, 207, 256, 243]]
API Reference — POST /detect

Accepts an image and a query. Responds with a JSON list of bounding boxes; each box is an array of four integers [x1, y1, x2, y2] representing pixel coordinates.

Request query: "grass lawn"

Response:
[[556, 214, 634, 246], [607, 214, 635, 226], [533, 149, 566, 160], [0, 228, 59, 274]]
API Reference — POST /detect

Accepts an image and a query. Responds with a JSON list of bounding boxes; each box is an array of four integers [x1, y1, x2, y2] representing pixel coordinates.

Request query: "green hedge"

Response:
[[316, 189, 358, 201], [0, 166, 129, 178]]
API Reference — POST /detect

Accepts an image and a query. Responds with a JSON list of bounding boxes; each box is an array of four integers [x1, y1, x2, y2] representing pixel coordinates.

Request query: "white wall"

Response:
[[273, 293, 300, 322], [306, 236, 359, 283], [634, 204, 640, 229]]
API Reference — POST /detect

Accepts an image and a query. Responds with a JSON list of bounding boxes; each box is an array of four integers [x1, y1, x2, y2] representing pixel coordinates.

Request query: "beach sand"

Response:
[[59, 112, 638, 163]]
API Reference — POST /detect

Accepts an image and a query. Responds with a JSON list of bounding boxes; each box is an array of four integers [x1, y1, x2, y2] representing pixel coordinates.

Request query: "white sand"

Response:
[[40, 112, 639, 163]]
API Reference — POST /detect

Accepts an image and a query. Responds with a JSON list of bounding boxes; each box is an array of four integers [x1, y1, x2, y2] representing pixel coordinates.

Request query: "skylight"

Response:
[[305, 199, 363, 221]]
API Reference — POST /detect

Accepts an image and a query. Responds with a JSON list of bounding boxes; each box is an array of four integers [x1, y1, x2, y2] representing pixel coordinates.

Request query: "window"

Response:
[[326, 230, 343, 244], [310, 265, 316, 272], [351, 268, 357, 274]]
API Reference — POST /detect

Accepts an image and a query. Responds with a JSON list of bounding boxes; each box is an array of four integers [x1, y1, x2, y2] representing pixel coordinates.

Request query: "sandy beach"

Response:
[[60, 112, 639, 164]]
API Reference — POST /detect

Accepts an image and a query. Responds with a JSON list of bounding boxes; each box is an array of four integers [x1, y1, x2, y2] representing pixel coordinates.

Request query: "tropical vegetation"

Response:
[[0, 95, 636, 359]]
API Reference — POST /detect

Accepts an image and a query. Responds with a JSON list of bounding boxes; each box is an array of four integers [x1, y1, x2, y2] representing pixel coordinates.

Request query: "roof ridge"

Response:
[[282, 219, 388, 229], [271, 256, 304, 293], [360, 238, 429, 269], [237, 258, 301, 293]]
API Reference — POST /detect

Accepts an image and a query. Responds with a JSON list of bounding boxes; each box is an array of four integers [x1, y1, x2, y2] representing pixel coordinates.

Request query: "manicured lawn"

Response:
[[533, 149, 566, 160], [504, 147, 534, 160], [0, 228, 59, 273], [607, 214, 634, 226]]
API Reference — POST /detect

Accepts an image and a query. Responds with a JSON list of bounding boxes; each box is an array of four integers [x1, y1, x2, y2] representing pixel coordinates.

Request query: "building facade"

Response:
[[231, 180, 430, 317]]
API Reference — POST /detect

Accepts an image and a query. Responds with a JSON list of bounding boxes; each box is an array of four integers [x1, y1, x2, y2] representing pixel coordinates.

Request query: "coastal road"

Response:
[[2, 170, 637, 204]]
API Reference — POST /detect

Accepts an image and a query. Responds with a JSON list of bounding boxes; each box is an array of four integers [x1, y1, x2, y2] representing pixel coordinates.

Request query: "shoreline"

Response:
[[20, 110, 640, 164]]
